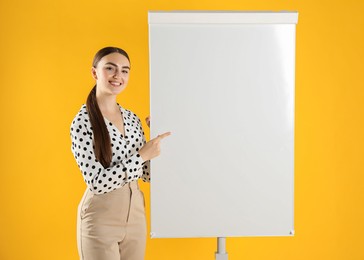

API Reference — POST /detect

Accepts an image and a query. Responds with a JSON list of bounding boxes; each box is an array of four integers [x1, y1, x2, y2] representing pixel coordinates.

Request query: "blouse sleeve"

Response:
[[138, 118, 151, 183], [70, 112, 145, 194]]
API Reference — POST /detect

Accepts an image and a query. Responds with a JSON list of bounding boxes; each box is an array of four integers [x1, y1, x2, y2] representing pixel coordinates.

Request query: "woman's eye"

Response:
[[122, 70, 129, 74], [105, 67, 114, 71]]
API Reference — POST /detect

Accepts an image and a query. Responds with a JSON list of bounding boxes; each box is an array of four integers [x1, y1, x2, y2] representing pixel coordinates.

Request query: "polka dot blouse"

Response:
[[70, 104, 150, 194]]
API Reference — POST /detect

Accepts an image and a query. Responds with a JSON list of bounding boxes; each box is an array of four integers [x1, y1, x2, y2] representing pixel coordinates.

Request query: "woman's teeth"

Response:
[[110, 81, 121, 86]]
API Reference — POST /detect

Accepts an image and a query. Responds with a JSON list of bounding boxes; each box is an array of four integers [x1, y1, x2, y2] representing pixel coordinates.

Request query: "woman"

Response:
[[70, 46, 170, 260]]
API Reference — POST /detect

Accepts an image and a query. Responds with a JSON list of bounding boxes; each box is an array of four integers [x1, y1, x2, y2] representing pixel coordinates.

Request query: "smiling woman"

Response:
[[92, 54, 131, 96], [70, 46, 170, 260]]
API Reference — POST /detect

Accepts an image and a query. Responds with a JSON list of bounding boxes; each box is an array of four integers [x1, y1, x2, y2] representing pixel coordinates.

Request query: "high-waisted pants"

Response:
[[77, 181, 146, 260]]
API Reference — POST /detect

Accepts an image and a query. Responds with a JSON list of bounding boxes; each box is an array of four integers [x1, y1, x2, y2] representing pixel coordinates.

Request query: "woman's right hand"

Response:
[[138, 132, 171, 161]]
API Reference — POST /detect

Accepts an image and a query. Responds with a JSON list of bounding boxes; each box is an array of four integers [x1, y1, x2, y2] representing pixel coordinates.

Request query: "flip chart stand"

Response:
[[215, 237, 228, 260]]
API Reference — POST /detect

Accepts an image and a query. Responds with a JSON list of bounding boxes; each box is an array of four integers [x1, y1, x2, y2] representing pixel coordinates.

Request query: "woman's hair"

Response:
[[86, 47, 130, 168]]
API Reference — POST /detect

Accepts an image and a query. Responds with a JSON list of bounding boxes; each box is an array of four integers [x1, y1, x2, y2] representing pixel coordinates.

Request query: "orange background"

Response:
[[0, 0, 363, 259]]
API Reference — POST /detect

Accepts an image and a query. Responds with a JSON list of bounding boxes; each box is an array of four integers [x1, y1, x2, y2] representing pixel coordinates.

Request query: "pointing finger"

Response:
[[156, 132, 171, 140]]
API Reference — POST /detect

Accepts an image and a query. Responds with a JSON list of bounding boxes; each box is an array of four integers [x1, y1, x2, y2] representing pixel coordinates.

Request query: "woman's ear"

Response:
[[91, 67, 98, 80]]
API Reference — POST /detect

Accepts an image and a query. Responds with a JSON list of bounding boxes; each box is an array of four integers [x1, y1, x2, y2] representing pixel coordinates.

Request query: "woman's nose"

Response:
[[113, 70, 121, 78]]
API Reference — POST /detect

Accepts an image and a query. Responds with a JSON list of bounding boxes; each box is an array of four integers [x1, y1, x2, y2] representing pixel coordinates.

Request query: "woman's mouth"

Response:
[[109, 81, 122, 87]]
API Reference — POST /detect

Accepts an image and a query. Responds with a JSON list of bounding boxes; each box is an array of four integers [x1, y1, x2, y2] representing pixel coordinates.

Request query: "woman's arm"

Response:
[[70, 112, 145, 194]]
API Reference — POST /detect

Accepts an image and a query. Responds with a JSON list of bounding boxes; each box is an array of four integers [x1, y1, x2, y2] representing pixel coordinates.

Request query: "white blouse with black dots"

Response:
[[70, 104, 150, 194]]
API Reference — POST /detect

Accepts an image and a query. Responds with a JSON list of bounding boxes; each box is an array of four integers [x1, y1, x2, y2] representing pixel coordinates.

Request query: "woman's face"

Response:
[[92, 52, 131, 96]]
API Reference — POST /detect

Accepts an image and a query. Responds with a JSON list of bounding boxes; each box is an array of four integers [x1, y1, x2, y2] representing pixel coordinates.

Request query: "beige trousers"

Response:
[[77, 181, 147, 260]]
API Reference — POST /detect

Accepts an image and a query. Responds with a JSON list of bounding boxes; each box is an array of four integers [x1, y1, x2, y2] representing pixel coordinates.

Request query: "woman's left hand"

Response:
[[145, 116, 150, 128]]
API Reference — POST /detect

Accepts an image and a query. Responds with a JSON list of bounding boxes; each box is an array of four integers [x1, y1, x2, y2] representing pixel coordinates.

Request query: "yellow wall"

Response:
[[0, 0, 363, 259]]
